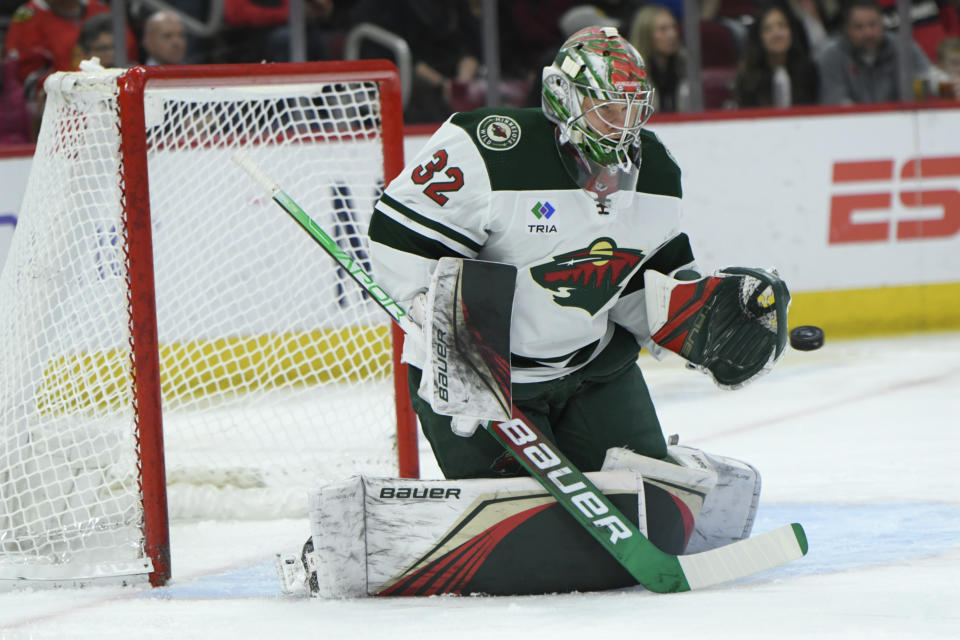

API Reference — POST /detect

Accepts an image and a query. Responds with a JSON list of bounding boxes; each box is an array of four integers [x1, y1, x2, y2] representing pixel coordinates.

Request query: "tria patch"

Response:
[[530, 201, 555, 220], [476, 115, 521, 151], [528, 200, 558, 233], [530, 238, 645, 315]]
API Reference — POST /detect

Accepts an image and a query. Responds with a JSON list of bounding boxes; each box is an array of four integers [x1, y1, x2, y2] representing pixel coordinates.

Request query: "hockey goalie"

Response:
[[279, 26, 795, 597]]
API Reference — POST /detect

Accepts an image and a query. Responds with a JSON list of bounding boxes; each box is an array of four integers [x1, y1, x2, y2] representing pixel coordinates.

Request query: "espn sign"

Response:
[[829, 156, 960, 243]]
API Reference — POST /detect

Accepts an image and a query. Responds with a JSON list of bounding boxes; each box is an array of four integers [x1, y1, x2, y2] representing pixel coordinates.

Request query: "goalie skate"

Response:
[[275, 537, 319, 596]]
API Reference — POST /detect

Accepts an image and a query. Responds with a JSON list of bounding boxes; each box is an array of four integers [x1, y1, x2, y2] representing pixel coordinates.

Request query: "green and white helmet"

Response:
[[542, 26, 654, 176]]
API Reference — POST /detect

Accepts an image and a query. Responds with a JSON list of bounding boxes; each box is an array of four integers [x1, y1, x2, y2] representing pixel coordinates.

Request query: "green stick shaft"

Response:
[[272, 190, 410, 325], [232, 151, 414, 333]]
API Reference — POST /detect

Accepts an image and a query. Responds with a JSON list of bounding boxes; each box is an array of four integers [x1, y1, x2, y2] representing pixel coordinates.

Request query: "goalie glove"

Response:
[[644, 267, 790, 389]]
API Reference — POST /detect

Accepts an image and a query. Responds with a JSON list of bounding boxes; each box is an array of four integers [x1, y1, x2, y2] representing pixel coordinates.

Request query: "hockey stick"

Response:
[[232, 152, 417, 337], [232, 151, 809, 593]]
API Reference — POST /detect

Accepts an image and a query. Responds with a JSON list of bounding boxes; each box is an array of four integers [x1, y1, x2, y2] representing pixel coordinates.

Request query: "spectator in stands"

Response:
[[5, 0, 135, 140], [783, 0, 838, 55], [629, 4, 688, 112], [503, 0, 573, 106], [935, 35, 960, 96], [142, 10, 187, 65], [558, 4, 620, 37], [1, 34, 32, 145], [734, 3, 819, 107], [5, 0, 117, 97], [701, 0, 763, 22], [588, 0, 647, 25], [73, 12, 115, 67], [877, 0, 960, 62], [266, 0, 340, 61], [135, 0, 209, 63], [352, 0, 481, 124], [650, 0, 683, 20], [817, 0, 932, 104], [222, 0, 349, 63]]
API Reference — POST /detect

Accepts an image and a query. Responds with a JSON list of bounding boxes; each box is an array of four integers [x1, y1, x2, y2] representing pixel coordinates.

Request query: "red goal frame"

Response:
[[114, 61, 418, 586]]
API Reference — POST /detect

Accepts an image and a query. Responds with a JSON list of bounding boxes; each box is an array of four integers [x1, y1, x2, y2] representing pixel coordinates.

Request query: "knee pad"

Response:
[[602, 445, 760, 554], [667, 445, 761, 553]]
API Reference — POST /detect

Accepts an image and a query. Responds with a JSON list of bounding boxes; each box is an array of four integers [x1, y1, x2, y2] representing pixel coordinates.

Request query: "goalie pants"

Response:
[[408, 326, 667, 479]]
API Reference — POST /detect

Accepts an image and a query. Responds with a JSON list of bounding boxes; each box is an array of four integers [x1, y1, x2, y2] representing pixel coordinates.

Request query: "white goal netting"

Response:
[[0, 66, 406, 584]]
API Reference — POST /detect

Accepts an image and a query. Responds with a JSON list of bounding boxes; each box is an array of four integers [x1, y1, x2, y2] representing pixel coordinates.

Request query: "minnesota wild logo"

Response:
[[530, 238, 645, 315], [477, 115, 521, 151]]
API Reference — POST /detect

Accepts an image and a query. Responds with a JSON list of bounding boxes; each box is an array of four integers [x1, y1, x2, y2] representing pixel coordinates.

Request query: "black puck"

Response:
[[790, 325, 824, 351]]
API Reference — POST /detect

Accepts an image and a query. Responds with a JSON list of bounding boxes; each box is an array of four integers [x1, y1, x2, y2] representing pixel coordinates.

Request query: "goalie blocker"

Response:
[[284, 444, 760, 597]]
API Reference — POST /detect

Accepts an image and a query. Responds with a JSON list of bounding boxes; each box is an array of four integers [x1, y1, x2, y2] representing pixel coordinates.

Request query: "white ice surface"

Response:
[[2, 332, 959, 639]]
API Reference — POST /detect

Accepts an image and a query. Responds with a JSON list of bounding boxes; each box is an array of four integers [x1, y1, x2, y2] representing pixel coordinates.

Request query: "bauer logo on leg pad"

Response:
[[379, 486, 462, 500], [497, 419, 633, 544]]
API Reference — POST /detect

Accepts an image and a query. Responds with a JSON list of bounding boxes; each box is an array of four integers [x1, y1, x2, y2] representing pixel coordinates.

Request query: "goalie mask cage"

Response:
[[0, 61, 418, 588]]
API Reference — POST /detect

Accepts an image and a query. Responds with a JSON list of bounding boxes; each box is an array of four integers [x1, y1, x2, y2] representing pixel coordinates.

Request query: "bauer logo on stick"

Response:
[[497, 419, 633, 544]]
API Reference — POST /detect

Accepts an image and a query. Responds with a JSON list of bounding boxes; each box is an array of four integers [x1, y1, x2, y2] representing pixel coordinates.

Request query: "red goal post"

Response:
[[0, 61, 418, 588]]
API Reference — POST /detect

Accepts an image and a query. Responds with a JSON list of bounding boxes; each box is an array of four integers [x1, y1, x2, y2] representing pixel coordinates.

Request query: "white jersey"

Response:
[[370, 107, 696, 383]]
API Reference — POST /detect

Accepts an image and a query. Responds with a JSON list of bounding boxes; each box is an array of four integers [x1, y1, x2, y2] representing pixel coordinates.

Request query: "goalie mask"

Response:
[[542, 26, 655, 198]]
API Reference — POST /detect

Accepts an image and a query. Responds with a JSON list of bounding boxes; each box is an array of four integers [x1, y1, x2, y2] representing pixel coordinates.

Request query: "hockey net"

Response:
[[0, 62, 416, 586]]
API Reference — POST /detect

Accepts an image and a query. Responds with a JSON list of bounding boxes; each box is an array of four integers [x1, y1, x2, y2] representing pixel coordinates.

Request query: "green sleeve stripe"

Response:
[[379, 193, 484, 253], [369, 209, 470, 261], [511, 337, 601, 369], [622, 233, 695, 295]]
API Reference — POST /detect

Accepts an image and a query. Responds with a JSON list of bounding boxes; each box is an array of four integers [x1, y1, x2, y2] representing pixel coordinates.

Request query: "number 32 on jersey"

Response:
[[411, 149, 464, 206]]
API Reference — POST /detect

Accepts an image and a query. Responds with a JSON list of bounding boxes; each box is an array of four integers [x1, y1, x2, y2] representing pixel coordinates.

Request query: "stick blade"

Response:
[[677, 523, 808, 590]]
